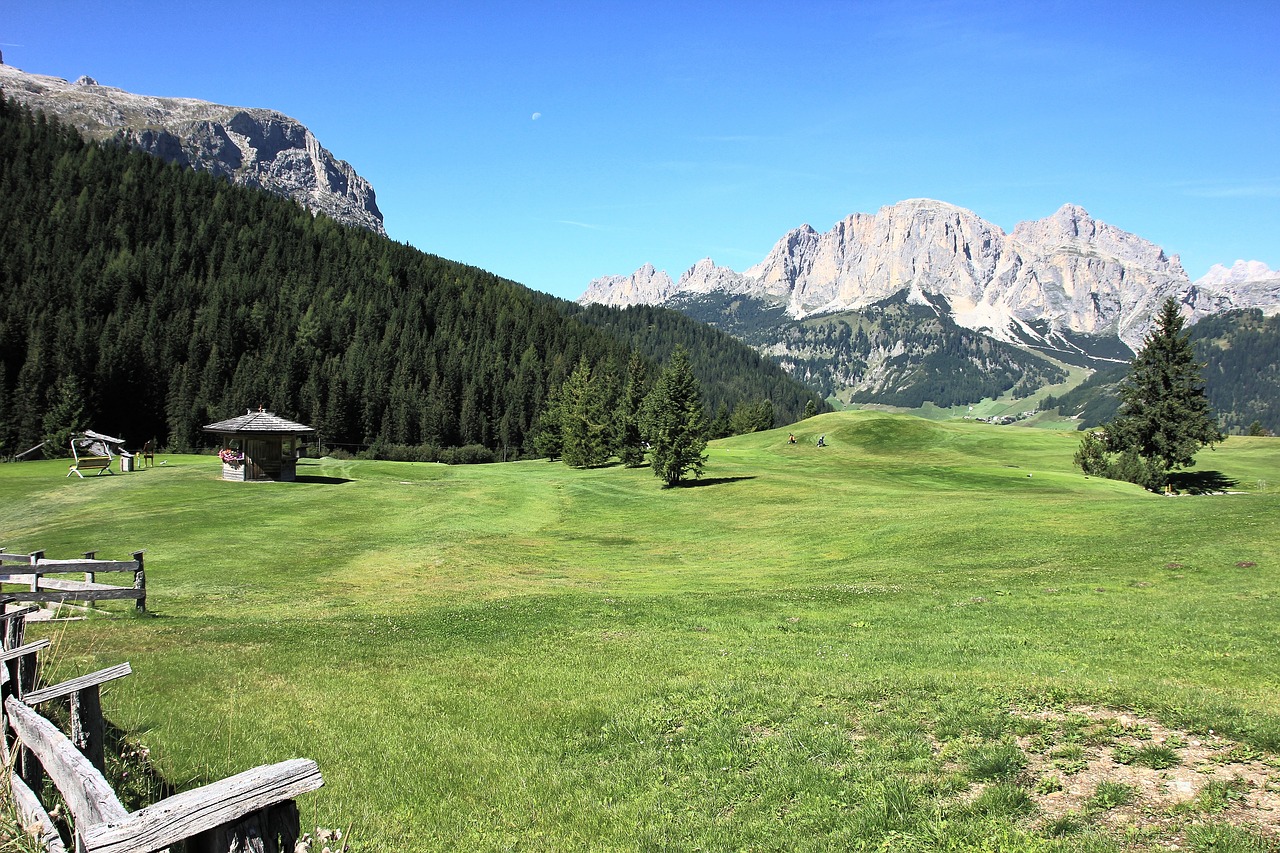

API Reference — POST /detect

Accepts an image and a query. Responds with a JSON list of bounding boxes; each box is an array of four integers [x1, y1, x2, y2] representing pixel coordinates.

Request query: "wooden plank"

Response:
[[0, 638, 49, 664], [0, 605, 38, 623], [0, 573, 37, 584], [35, 578, 132, 593], [0, 553, 32, 562], [24, 662, 132, 705], [31, 560, 140, 574], [79, 758, 323, 853], [4, 696, 128, 829], [9, 771, 69, 853], [7, 589, 145, 603]]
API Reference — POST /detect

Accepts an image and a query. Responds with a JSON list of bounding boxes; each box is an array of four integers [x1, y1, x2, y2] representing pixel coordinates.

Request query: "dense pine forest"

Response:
[[0, 95, 823, 458]]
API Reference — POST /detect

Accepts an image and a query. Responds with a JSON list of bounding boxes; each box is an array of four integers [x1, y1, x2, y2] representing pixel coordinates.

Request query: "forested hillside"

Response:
[[1189, 309, 1280, 434], [1042, 309, 1279, 435], [675, 290, 1068, 407], [0, 96, 822, 456]]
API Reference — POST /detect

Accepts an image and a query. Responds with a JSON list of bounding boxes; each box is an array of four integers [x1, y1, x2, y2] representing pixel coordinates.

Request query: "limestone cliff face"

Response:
[[577, 263, 676, 306], [0, 64, 384, 235], [581, 199, 1277, 352]]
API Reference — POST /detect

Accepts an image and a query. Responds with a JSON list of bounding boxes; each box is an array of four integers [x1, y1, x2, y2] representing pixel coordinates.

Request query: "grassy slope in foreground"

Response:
[[2, 411, 1278, 850]]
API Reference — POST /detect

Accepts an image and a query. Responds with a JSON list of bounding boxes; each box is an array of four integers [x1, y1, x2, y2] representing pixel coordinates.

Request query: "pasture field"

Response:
[[2, 411, 1278, 851]]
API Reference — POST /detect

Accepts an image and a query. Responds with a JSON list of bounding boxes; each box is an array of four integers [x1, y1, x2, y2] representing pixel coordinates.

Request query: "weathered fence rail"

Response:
[[0, 549, 146, 614], [1, 574, 323, 852]]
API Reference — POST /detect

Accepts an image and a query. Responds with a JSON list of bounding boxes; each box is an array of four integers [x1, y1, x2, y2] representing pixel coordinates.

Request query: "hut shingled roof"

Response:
[[202, 410, 316, 434]]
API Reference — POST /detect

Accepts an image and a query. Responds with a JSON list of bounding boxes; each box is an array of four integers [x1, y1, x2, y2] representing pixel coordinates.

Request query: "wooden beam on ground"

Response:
[[7, 589, 145, 603], [79, 758, 323, 853], [9, 771, 69, 853], [30, 560, 140, 574], [23, 662, 132, 705], [0, 638, 49, 664], [33, 578, 139, 594], [4, 696, 128, 831]]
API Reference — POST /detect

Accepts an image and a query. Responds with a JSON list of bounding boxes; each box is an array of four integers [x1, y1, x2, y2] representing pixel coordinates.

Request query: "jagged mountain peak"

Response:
[[0, 63, 384, 235], [581, 198, 1277, 352], [1196, 260, 1279, 286]]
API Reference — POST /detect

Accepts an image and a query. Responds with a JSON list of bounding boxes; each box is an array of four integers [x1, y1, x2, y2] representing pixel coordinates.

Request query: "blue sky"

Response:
[[5, 1, 1278, 300]]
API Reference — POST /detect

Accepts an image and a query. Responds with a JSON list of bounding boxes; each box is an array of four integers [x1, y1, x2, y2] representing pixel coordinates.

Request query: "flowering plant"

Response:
[[219, 448, 244, 465]]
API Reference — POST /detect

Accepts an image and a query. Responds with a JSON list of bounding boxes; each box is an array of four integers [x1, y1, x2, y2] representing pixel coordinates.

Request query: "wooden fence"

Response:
[[1, 572, 323, 851], [0, 550, 146, 615]]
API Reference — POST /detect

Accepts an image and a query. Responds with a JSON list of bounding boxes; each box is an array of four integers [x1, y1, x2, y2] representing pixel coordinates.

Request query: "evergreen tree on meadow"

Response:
[[640, 347, 708, 487], [532, 384, 565, 461], [708, 402, 731, 439], [559, 357, 611, 468], [616, 350, 650, 468], [1076, 298, 1223, 489]]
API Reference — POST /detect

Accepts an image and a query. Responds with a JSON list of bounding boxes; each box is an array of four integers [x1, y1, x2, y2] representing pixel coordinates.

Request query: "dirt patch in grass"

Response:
[[1017, 705, 1280, 847]]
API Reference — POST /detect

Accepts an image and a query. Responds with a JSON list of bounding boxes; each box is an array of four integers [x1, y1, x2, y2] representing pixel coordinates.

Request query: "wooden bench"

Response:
[[0, 550, 147, 614], [68, 455, 112, 478]]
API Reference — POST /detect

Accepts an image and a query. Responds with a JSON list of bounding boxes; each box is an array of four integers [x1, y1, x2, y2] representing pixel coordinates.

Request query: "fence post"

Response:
[[84, 550, 98, 611], [19, 551, 41, 694], [133, 551, 146, 614], [28, 550, 43, 596], [71, 685, 106, 773]]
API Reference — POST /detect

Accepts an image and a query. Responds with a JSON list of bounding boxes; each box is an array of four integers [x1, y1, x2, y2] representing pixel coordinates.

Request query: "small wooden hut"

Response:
[[203, 410, 316, 482]]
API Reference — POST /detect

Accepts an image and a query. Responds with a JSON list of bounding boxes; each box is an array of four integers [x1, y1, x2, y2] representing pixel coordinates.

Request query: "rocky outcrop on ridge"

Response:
[[581, 199, 1278, 353], [0, 63, 384, 235]]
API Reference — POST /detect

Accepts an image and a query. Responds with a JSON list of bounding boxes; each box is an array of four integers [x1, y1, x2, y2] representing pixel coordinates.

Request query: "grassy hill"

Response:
[[3, 412, 1278, 849]]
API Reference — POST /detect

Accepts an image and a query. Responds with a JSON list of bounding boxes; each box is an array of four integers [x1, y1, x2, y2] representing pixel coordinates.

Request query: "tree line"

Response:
[[0, 94, 824, 459]]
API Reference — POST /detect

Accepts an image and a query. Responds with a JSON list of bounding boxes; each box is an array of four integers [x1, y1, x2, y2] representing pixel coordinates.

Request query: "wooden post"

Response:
[[71, 685, 106, 772], [29, 549, 43, 596], [19, 551, 40, 693], [4, 607, 24, 650], [132, 550, 146, 614], [84, 550, 98, 612], [188, 800, 301, 853]]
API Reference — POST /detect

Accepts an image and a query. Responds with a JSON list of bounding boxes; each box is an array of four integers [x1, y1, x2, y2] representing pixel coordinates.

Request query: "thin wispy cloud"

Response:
[[556, 220, 604, 231]]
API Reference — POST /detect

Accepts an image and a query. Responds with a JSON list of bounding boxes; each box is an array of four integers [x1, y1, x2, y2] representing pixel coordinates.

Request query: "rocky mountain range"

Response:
[[0, 62, 384, 235], [580, 199, 1279, 357]]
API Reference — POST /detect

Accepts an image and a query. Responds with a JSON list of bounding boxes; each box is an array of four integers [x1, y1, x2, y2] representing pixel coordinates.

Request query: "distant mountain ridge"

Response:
[[0, 62, 384, 235], [580, 199, 1280, 356]]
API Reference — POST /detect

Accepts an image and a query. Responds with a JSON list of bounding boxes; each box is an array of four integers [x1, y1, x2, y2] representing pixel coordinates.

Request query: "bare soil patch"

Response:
[[1016, 705, 1280, 848]]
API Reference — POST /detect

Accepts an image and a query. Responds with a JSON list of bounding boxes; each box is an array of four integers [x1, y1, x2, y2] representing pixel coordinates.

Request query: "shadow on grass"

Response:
[[1168, 470, 1238, 495], [674, 476, 757, 489], [293, 475, 354, 485]]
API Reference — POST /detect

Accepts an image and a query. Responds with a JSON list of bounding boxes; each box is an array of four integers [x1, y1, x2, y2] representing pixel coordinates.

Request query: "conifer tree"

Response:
[[1113, 299, 1223, 473], [640, 347, 708, 487], [1076, 298, 1223, 488], [616, 350, 649, 467], [559, 358, 611, 468], [533, 384, 565, 461]]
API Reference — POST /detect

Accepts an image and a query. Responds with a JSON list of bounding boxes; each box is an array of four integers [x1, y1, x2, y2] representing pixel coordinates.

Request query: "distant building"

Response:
[[203, 409, 315, 482]]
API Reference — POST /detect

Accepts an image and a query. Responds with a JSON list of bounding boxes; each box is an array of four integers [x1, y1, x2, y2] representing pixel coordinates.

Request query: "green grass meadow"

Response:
[[3, 411, 1278, 850]]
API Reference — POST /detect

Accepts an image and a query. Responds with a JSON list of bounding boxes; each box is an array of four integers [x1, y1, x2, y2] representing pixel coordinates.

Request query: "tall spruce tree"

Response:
[[1077, 298, 1223, 488], [559, 358, 611, 468], [616, 350, 650, 468], [640, 347, 708, 487]]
